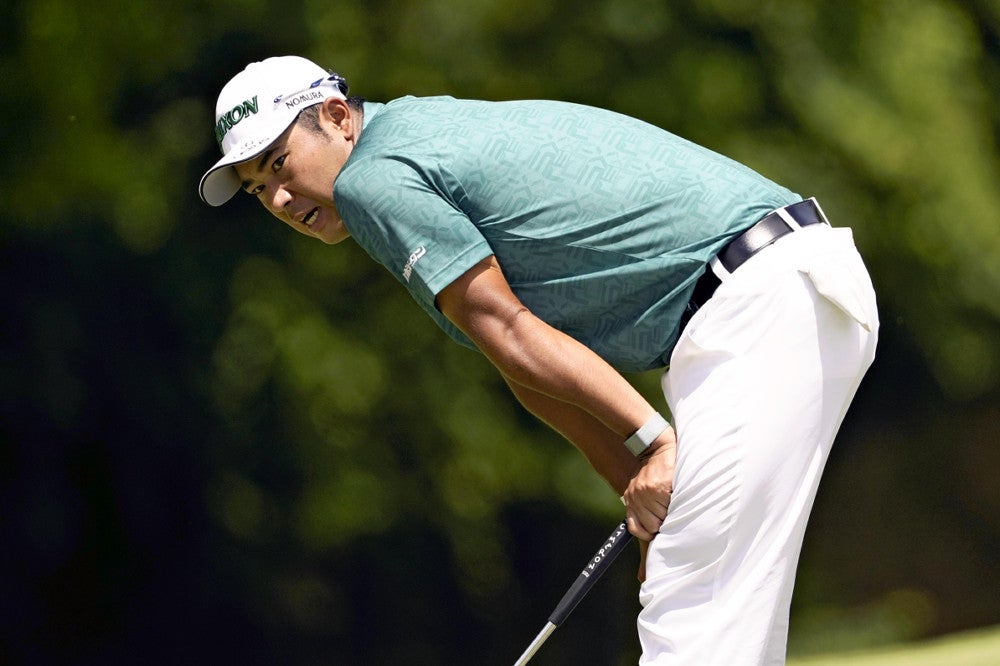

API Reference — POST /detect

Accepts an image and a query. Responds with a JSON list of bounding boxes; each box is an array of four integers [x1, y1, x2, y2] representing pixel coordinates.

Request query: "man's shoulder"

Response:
[[348, 96, 535, 169], [368, 95, 593, 122]]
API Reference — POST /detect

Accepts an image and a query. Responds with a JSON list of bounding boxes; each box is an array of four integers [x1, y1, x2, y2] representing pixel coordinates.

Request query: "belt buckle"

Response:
[[775, 204, 803, 231], [808, 197, 831, 225], [779, 197, 829, 230]]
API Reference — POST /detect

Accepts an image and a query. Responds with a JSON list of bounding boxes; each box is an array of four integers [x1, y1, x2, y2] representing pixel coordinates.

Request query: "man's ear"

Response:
[[320, 97, 352, 137]]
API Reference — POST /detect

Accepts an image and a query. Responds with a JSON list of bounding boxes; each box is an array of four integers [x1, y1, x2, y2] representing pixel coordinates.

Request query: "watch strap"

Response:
[[624, 413, 670, 456]]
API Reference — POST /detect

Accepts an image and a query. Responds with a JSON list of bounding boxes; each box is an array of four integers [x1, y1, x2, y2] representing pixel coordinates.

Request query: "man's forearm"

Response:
[[436, 257, 662, 441], [504, 376, 641, 495]]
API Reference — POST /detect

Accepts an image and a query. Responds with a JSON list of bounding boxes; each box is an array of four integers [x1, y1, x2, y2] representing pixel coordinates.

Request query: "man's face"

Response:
[[234, 99, 355, 245]]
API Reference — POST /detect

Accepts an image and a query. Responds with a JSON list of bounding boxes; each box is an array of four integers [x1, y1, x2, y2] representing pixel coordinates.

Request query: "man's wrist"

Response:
[[624, 412, 670, 456]]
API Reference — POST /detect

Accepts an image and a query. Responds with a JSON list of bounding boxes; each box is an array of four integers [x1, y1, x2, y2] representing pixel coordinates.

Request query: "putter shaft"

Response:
[[512, 521, 632, 665], [513, 622, 556, 666]]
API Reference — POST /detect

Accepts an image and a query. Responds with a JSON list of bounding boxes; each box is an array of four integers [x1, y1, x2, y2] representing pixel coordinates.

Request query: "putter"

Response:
[[513, 520, 633, 665]]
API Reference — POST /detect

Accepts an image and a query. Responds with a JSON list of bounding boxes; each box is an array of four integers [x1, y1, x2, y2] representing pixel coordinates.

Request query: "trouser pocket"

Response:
[[800, 248, 879, 333]]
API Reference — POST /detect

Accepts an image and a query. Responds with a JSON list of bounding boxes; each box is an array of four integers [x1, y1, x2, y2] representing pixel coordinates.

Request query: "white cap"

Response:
[[198, 56, 348, 206]]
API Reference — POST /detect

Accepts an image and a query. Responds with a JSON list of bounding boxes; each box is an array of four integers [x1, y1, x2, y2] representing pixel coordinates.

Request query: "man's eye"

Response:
[[250, 184, 264, 195], [272, 155, 286, 172]]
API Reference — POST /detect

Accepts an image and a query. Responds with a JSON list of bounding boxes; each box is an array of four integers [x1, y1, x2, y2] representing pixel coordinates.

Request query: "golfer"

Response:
[[199, 56, 878, 665]]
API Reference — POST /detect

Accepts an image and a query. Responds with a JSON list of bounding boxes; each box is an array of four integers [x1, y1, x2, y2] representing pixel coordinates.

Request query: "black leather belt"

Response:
[[679, 198, 828, 330]]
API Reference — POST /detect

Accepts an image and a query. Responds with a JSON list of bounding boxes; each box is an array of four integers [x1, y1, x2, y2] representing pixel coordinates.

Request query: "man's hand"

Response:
[[622, 428, 677, 580]]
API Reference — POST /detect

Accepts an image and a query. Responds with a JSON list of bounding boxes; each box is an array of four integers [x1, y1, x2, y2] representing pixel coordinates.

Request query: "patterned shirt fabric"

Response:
[[335, 97, 799, 372]]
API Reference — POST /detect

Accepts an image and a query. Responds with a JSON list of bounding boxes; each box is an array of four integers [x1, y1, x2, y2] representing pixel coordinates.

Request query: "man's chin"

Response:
[[318, 229, 350, 245]]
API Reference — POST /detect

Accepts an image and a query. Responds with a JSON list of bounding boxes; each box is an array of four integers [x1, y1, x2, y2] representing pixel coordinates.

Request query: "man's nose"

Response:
[[264, 182, 292, 214]]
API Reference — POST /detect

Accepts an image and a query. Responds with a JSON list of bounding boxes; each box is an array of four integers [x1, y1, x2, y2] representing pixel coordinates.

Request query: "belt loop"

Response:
[[775, 204, 802, 230], [709, 255, 730, 281]]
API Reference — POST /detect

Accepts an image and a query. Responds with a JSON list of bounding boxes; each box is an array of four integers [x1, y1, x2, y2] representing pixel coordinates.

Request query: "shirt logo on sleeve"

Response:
[[402, 246, 427, 283]]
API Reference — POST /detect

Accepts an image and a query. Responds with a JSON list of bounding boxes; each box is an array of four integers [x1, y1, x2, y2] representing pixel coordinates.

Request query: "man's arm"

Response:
[[435, 256, 675, 541], [501, 379, 659, 582], [502, 376, 640, 495]]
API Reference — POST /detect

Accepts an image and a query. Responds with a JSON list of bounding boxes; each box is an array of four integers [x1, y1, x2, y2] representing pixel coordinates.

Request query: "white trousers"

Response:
[[638, 224, 879, 665]]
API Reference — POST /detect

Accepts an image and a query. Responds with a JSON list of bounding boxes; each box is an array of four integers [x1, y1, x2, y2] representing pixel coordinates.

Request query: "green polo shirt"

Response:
[[335, 97, 798, 371]]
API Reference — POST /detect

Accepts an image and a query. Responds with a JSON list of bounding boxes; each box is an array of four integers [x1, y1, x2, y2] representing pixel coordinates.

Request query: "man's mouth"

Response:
[[303, 208, 319, 227]]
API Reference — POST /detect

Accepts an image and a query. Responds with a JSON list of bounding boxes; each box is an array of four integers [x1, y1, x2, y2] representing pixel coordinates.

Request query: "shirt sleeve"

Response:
[[335, 153, 494, 349]]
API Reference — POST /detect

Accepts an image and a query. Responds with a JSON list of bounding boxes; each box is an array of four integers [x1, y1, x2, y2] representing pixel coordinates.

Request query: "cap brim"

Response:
[[198, 110, 298, 206], [199, 159, 244, 207], [199, 129, 288, 206]]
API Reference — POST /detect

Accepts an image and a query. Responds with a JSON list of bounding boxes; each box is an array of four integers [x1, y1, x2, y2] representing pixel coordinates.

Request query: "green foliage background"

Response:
[[2, 0, 999, 664]]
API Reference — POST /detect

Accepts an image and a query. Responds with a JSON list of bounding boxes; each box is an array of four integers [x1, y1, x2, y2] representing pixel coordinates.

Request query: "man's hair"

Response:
[[296, 96, 366, 134]]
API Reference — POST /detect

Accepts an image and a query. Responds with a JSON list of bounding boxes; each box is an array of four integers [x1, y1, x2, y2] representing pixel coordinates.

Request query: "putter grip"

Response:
[[548, 520, 633, 627]]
